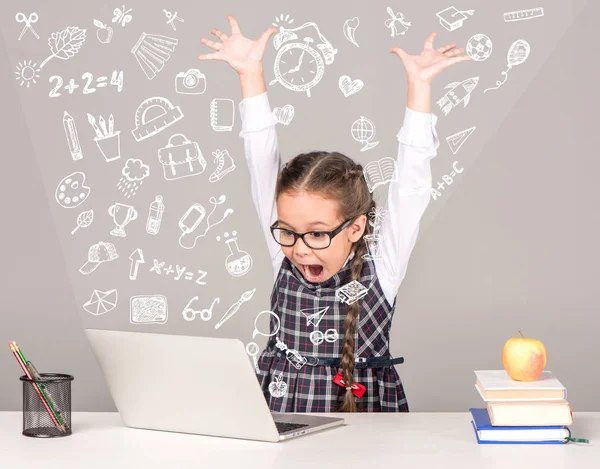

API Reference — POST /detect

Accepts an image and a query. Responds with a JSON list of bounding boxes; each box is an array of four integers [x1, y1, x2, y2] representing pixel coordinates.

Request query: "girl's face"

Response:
[[276, 191, 367, 283]]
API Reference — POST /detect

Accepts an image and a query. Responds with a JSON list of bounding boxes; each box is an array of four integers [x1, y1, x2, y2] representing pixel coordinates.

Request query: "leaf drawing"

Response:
[[71, 209, 94, 235], [40, 26, 87, 69]]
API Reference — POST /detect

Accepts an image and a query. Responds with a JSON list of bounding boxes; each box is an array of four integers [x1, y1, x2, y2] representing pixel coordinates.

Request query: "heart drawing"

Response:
[[273, 105, 295, 125], [339, 75, 364, 97]]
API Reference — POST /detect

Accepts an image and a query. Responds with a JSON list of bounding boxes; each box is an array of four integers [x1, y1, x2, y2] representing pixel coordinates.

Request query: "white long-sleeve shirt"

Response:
[[238, 92, 439, 306]]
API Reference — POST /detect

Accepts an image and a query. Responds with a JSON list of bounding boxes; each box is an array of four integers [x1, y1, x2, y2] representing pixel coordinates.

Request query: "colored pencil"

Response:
[[8, 342, 65, 433], [11, 342, 66, 431], [14, 342, 68, 431]]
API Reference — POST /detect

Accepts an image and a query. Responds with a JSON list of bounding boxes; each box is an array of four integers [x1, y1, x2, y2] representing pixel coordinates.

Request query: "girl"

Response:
[[199, 15, 470, 412]]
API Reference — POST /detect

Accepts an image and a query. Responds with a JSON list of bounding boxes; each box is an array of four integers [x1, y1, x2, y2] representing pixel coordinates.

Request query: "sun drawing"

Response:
[[15, 60, 40, 88]]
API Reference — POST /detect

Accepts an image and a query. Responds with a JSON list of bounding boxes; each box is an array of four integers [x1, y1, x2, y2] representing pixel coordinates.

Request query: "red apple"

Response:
[[502, 330, 547, 381]]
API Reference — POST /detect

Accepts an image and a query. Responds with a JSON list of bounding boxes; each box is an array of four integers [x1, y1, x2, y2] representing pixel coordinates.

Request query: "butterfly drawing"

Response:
[[112, 5, 132, 27]]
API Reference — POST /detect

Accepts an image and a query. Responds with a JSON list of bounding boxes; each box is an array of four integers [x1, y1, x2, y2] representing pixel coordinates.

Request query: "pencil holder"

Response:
[[20, 373, 74, 438]]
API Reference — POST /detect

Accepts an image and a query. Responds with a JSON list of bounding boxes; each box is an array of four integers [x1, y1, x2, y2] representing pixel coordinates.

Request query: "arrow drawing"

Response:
[[129, 248, 145, 280]]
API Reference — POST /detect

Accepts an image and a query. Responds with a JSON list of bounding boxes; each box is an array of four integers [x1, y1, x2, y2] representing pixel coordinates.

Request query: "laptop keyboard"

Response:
[[274, 421, 310, 434]]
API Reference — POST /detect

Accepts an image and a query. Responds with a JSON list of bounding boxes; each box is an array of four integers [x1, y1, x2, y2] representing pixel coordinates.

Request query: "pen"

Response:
[[8, 342, 65, 433]]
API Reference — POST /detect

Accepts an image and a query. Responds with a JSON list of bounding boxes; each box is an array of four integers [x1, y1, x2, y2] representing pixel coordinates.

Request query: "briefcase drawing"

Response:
[[158, 133, 207, 180]]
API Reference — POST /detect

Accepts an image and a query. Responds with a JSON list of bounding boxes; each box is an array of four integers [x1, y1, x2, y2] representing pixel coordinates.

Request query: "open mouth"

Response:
[[300, 264, 324, 282]]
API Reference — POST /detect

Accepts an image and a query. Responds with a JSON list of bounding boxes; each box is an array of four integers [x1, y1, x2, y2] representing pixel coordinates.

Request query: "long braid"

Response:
[[339, 169, 376, 413]]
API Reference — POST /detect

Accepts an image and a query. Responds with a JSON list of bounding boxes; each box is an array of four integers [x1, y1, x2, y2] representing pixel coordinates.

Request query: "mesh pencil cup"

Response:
[[20, 373, 74, 438]]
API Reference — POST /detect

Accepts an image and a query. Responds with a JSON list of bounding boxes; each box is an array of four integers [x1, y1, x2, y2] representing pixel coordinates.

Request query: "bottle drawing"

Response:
[[225, 237, 252, 277], [146, 195, 164, 235]]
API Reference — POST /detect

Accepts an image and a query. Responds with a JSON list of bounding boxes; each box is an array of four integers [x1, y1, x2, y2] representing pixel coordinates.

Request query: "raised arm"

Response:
[[237, 80, 286, 279], [374, 33, 471, 303], [198, 16, 284, 279]]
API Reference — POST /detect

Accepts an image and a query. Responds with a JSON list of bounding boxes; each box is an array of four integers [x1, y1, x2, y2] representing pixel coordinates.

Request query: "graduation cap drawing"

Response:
[[436, 6, 475, 31]]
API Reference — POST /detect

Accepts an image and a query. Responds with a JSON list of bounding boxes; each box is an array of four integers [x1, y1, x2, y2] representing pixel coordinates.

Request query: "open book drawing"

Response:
[[362, 157, 399, 193]]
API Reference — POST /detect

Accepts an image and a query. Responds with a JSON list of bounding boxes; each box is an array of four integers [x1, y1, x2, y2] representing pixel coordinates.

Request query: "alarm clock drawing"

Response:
[[269, 21, 337, 97]]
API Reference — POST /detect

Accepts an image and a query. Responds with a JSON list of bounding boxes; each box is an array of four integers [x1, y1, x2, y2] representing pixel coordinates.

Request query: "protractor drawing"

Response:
[[131, 96, 184, 142], [446, 126, 476, 155]]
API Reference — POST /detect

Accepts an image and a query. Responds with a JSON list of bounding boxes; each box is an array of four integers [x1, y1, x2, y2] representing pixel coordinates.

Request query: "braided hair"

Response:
[[276, 151, 376, 412]]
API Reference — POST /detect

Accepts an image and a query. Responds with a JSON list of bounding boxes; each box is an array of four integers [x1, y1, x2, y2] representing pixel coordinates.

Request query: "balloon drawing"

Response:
[[484, 39, 530, 93]]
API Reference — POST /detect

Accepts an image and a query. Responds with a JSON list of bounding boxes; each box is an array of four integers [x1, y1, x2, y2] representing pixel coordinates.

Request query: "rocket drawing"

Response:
[[436, 76, 479, 116]]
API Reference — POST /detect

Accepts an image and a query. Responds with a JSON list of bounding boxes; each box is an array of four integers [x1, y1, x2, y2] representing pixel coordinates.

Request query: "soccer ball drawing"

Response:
[[466, 34, 492, 62]]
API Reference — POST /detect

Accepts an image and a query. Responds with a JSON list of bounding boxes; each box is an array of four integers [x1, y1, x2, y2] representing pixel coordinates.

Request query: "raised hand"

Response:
[[198, 15, 277, 76], [391, 32, 471, 83]]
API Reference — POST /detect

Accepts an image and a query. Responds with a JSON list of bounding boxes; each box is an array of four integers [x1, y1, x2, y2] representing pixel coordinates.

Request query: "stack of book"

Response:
[[469, 369, 573, 444]]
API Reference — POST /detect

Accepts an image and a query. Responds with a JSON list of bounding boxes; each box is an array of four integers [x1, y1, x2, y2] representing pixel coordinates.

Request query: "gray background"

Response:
[[1, 0, 598, 412]]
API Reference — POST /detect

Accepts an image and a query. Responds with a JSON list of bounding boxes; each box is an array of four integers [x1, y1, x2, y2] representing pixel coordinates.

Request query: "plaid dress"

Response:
[[256, 252, 409, 413]]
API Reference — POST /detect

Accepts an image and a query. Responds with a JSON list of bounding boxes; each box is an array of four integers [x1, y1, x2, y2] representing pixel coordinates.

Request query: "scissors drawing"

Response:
[[16, 12, 39, 41]]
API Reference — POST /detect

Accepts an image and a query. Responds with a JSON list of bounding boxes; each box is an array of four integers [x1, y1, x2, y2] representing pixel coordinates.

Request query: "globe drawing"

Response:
[[351, 116, 379, 151], [466, 34, 493, 62]]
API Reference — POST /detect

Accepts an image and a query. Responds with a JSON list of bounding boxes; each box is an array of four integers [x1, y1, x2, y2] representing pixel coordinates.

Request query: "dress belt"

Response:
[[275, 351, 404, 369]]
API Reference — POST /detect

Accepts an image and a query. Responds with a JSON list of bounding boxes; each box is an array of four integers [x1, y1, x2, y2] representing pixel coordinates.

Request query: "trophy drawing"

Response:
[[108, 203, 138, 237]]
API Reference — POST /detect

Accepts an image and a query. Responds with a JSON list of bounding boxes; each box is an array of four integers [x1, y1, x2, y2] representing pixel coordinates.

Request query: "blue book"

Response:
[[469, 408, 570, 444]]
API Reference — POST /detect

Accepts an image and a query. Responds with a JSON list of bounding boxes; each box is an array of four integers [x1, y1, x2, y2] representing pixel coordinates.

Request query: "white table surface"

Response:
[[0, 412, 597, 469]]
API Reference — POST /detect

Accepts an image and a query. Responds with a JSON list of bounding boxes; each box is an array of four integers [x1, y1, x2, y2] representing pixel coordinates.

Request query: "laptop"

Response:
[[84, 328, 345, 442]]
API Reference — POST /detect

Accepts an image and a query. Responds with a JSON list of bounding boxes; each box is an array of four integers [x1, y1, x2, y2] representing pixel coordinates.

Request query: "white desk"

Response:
[[0, 412, 597, 468]]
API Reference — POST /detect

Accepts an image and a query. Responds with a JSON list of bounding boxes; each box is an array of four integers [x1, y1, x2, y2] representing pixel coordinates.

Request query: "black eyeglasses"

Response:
[[270, 218, 355, 250]]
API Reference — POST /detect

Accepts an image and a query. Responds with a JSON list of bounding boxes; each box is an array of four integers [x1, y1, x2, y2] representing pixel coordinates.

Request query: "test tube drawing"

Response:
[[146, 195, 164, 235], [63, 111, 83, 161]]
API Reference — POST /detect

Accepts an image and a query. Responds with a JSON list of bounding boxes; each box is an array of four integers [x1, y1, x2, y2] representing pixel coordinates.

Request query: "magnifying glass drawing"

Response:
[[252, 310, 280, 340], [246, 342, 260, 374]]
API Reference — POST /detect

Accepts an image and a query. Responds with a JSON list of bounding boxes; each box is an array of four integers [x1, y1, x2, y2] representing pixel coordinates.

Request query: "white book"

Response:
[[487, 400, 573, 426], [474, 370, 567, 402], [476, 427, 570, 442]]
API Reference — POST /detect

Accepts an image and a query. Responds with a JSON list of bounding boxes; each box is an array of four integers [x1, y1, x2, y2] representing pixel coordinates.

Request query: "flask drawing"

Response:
[[225, 237, 252, 277], [146, 195, 164, 235]]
